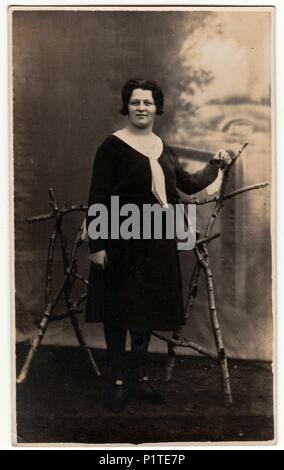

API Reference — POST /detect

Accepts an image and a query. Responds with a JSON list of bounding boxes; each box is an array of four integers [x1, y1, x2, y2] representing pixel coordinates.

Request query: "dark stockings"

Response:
[[103, 324, 151, 382]]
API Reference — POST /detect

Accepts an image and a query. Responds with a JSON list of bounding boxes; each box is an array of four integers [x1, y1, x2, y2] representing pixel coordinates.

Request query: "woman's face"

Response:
[[127, 88, 157, 129]]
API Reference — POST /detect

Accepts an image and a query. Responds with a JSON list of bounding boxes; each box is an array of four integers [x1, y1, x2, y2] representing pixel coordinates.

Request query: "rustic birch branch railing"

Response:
[[17, 142, 269, 406]]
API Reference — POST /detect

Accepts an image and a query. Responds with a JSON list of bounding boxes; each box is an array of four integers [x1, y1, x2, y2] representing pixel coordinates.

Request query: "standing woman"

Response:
[[86, 79, 231, 412]]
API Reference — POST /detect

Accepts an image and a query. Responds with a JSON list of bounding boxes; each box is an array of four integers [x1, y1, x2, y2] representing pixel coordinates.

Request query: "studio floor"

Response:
[[15, 344, 274, 445]]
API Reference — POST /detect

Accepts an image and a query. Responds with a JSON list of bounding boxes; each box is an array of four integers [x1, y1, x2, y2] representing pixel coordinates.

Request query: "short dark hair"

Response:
[[120, 79, 164, 115]]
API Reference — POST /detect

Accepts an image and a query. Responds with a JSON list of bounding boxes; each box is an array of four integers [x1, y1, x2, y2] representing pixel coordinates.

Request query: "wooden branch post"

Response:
[[160, 142, 269, 406], [17, 191, 101, 384]]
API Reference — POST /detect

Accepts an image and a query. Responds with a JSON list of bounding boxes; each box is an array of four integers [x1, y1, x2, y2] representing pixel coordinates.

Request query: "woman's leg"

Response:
[[129, 329, 151, 379], [103, 324, 127, 412], [103, 324, 127, 382], [129, 329, 163, 403]]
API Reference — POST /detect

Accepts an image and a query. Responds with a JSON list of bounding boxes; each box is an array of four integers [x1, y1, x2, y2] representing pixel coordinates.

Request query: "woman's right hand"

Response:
[[89, 249, 108, 269]]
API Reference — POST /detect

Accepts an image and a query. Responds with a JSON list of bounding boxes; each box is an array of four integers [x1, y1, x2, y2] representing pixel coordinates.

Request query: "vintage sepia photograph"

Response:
[[11, 5, 274, 445]]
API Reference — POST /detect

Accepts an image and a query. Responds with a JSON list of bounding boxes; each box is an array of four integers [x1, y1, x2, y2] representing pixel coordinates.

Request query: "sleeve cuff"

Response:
[[89, 239, 107, 254]]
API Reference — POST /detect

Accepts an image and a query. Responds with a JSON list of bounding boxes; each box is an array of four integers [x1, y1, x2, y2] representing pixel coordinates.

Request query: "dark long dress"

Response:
[[85, 134, 218, 331]]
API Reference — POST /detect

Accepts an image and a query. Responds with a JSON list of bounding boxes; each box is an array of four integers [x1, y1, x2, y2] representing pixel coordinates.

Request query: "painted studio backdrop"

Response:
[[13, 9, 272, 360]]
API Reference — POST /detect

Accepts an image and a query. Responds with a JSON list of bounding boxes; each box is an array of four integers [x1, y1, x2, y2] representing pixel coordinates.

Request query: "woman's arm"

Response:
[[87, 137, 115, 254], [168, 145, 230, 195]]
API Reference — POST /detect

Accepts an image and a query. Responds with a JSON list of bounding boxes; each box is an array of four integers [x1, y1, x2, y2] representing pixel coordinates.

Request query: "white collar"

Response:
[[112, 129, 163, 160]]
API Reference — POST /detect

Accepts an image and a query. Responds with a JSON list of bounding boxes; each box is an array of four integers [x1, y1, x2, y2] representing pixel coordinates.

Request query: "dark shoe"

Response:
[[133, 376, 164, 404], [104, 379, 126, 413]]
